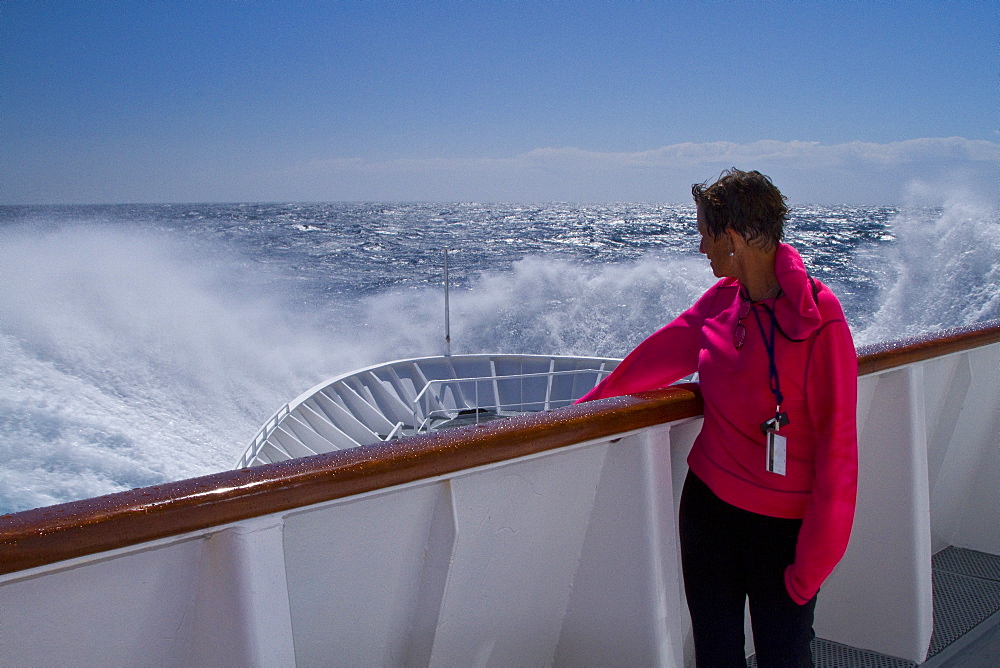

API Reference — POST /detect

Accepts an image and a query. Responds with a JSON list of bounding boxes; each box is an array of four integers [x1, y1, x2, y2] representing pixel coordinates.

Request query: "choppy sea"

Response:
[[1, 200, 998, 514]]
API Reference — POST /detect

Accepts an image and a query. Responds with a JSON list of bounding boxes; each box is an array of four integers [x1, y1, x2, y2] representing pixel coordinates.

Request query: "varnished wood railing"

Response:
[[857, 319, 1000, 375], [1, 320, 997, 577]]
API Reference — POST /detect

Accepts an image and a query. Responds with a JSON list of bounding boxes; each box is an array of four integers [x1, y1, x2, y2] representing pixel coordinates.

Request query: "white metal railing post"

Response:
[[444, 249, 451, 357]]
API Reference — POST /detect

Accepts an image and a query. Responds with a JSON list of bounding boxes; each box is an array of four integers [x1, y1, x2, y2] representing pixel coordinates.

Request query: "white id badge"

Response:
[[766, 431, 787, 475]]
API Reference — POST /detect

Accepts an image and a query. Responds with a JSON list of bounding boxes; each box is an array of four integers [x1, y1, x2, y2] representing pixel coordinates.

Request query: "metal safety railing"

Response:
[[237, 355, 623, 467], [409, 368, 614, 435], [240, 403, 292, 468]]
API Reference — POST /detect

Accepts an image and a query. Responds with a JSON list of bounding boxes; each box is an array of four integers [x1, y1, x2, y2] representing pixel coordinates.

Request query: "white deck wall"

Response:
[[1, 341, 997, 666], [817, 341, 1000, 662], [0, 421, 699, 667]]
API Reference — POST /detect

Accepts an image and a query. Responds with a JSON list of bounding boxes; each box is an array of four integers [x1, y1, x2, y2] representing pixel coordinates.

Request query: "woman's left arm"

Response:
[[784, 316, 859, 605]]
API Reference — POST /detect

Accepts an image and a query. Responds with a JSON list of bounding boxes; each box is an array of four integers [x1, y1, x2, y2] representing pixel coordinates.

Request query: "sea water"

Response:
[[1, 199, 997, 514]]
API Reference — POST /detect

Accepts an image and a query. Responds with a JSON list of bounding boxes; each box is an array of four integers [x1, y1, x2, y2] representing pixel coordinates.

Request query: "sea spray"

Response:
[[0, 224, 359, 512], [364, 254, 717, 359], [856, 191, 1000, 344]]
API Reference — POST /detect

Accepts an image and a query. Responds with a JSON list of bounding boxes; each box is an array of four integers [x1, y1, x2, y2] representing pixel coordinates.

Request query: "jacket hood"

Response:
[[773, 243, 823, 340]]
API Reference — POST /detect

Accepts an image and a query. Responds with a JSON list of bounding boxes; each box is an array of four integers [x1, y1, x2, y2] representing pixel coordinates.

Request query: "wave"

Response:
[[0, 229, 713, 512], [0, 225, 348, 512], [855, 189, 999, 344]]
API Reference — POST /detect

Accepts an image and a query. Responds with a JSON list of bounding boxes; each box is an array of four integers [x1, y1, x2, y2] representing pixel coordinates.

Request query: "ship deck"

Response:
[[2, 321, 998, 666], [750, 547, 1000, 666]]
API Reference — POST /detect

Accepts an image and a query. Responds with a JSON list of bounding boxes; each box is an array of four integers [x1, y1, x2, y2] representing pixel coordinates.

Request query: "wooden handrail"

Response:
[[2, 320, 998, 577], [857, 319, 1000, 376], [0, 385, 703, 576]]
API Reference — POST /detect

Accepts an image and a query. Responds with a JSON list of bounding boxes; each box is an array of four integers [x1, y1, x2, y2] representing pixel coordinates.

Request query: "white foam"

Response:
[[856, 187, 999, 345], [0, 224, 358, 512]]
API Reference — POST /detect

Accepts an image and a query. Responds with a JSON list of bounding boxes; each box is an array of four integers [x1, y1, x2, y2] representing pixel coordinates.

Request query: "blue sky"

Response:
[[2, 0, 996, 204]]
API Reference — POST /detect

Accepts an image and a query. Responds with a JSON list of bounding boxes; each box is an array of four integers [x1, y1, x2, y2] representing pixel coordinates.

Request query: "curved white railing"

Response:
[[410, 368, 617, 433], [238, 354, 620, 468]]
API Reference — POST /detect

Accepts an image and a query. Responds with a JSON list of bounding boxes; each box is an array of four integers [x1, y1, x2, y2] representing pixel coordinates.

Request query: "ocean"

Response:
[[1, 200, 997, 514]]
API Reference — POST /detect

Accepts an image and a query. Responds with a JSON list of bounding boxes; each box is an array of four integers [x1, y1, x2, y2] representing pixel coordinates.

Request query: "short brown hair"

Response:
[[692, 169, 787, 249]]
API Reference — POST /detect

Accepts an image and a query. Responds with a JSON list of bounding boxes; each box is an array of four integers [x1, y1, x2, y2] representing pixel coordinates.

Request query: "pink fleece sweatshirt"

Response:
[[577, 243, 858, 604]]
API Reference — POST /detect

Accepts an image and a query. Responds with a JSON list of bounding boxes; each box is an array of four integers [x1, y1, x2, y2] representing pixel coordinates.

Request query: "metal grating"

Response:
[[932, 546, 1000, 583], [747, 548, 1000, 667], [927, 548, 1000, 657], [747, 638, 916, 667], [809, 639, 916, 667]]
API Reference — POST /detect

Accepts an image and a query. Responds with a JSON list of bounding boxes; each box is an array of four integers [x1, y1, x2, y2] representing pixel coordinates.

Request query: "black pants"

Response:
[[679, 472, 817, 667]]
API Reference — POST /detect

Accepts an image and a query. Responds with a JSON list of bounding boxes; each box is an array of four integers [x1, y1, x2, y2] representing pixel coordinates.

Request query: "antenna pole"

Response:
[[444, 248, 451, 356]]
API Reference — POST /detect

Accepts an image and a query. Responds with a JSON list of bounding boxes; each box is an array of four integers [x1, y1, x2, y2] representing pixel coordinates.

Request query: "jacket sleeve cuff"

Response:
[[784, 566, 814, 606]]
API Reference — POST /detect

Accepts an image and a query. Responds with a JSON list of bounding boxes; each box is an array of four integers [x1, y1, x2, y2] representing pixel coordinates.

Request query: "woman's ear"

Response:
[[725, 228, 745, 254]]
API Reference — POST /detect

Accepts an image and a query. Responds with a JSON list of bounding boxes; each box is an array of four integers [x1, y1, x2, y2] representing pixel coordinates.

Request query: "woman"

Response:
[[577, 169, 858, 666]]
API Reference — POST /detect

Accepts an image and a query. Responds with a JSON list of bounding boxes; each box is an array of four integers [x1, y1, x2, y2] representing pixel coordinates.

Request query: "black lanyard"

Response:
[[750, 298, 784, 416]]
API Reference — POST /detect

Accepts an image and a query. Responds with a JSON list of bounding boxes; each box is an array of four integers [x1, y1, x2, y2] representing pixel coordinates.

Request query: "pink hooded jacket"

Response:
[[577, 243, 858, 604]]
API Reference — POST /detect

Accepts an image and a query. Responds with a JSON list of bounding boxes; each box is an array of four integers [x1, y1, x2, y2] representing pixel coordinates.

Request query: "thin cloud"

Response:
[[293, 137, 997, 172], [277, 138, 998, 204]]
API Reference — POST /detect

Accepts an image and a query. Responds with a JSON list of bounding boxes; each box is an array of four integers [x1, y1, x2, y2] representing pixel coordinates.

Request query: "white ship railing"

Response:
[[410, 368, 613, 433], [237, 354, 619, 468], [1, 321, 998, 666]]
